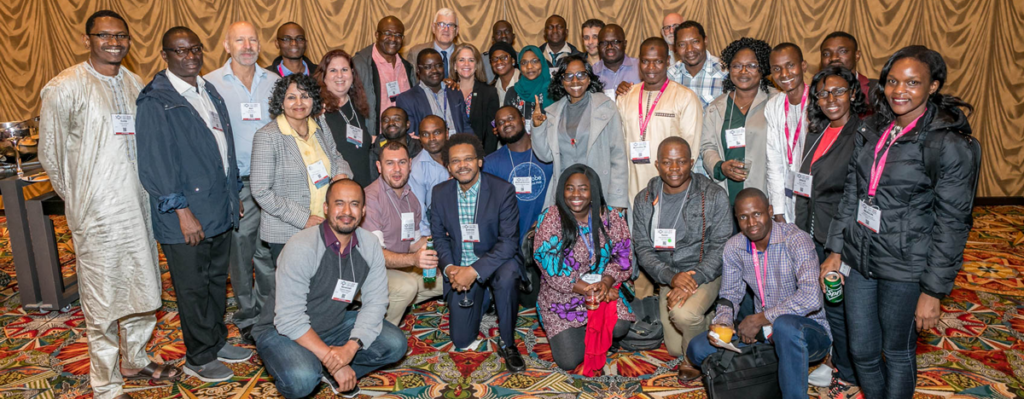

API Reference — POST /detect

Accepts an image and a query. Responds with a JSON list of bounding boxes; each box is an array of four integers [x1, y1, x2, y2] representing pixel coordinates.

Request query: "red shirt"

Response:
[[812, 125, 843, 167]]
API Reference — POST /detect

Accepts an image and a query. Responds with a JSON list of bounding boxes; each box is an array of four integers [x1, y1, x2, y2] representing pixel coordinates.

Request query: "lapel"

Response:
[[586, 94, 608, 150]]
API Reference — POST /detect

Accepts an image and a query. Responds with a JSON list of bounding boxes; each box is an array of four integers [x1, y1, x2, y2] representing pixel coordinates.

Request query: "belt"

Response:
[[241, 175, 250, 181]]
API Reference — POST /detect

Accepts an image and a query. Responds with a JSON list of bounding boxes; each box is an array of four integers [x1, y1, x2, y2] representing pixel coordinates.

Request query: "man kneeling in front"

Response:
[[253, 179, 407, 398]]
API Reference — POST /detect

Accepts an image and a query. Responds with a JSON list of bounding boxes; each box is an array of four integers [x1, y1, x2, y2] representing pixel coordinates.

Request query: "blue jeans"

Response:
[[844, 268, 920, 399], [255, 312, 407, 398], [687, 315, 831, 399]]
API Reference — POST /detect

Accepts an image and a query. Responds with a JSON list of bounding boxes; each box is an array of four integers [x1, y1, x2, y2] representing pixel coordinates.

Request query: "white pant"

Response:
[[85, 312, 157, 399]]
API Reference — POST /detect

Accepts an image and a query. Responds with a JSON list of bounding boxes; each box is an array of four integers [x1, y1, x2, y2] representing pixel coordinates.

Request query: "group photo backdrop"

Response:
[[1, 0, 1020, 196]]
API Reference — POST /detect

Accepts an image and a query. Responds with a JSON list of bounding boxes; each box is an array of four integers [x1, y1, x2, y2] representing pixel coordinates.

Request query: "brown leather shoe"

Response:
[[677, 360, 702, 382]]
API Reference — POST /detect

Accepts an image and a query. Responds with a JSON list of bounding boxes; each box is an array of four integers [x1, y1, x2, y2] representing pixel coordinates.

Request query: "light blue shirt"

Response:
[[408, 149, 450, 235], [204, 59, 279, 176], [592, 56, 641, 90], [433, 42, 456, 77]]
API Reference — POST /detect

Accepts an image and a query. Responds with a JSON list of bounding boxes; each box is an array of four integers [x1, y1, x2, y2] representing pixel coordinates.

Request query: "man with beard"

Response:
[[369, 106, 422, 180], [539, 15, 580, 70], [363, 141, 442, 325], [765, 43, 809, 225], [268, 22, 315, 77], [137, 26, 248, 382], [204, 21, 279, 344], [353, 16, 417, 130], [395, 49, 473, 136], [581, 19, 604, 66], [483, 20, 517, 83], [405, 8, 460, 80], [408, 116, 451, 236], [483, 106, 553, 308], [819, 31, 874, 115], [253, 179, 407, 398], [592, 24, 640, 100], [661, 12, 683, 65], [667, 21, 726, 108], [38, 10, 180, 397], [430, 133, 526, 372]]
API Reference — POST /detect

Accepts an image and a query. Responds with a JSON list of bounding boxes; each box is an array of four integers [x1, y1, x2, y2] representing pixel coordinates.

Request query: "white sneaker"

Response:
[[809, 364, 833, 387]]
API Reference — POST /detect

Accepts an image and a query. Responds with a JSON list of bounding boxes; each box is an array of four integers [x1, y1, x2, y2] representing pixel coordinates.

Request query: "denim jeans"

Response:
[[844, 268, 920, 399], [815, 242, 857, 384], [255, 312, 408, 398], [687, 314, 831, 399]]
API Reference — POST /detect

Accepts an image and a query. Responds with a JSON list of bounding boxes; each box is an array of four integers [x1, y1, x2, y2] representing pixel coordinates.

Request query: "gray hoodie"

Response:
[[632, 173, 732, 286]]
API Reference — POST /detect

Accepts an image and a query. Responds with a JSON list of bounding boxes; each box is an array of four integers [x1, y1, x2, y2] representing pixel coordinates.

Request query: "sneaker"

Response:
[[217, 344, 253, 363], [808, 364, 833, 387], [183, 359, 233, 383], [821, 375, 864, 399]]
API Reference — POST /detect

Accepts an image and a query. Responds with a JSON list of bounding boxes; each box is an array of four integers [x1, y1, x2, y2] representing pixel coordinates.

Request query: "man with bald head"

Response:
[[205, 21, 279, 344], [405, 8, 460, 79], [483, 20, 517, 82], [661, 12, 683, 64], [592, 24, 640, 100], [539, 14, 580, 69], [137, 26, 249, 382], [354, 15, 418, 134], [268, 22, 314, 76]]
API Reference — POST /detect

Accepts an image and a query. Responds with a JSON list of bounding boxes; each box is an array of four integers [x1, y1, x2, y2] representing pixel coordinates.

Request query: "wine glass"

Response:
[[0, 121, 31, 180], [458, 289, 474, 308]]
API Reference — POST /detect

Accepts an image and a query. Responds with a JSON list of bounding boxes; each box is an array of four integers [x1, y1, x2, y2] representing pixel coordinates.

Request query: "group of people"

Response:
[[37, 8, 979, 399]]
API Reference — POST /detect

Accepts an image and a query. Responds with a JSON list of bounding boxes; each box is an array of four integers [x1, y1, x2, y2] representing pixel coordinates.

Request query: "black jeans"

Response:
[[815, 241, 857, 384], [549, 319, 631, 370], [162, 231, 232, 365]]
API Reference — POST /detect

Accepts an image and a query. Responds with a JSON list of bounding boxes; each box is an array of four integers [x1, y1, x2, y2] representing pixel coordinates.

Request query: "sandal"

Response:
[[123, 361, 182, 383]]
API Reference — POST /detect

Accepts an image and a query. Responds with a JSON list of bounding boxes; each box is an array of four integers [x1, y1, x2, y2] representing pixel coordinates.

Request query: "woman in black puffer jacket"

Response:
[[822, 46, 980, 399]]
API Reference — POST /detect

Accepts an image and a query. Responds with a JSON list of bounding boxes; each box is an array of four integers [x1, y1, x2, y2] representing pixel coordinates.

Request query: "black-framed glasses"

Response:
[[163, 45, 204, 57], [492, 54, 511, 62], [88, 33, 130, 41], [378, 30, 404, 40], [278, 36, 306, 44], [814, 87, 850, 100], [561, 71, 589, 82], [598, 39, 623, 48]]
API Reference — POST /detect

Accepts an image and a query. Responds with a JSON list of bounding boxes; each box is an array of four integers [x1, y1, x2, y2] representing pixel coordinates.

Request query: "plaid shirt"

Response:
[[457, 178, 481, 266], [713, 222, 830, 338], [668, 51, 727, 108]]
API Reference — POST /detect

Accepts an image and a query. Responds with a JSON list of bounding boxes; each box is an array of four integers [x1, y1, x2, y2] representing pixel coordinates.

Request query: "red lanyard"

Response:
[[868, 110, 926, 197], [783, 85, 808, 165], [638, 80, 670, 141], [750, 242, 769, 307]]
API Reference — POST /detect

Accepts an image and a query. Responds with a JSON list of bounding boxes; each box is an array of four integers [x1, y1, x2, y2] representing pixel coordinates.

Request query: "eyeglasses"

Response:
[[561, 71, 589, 82], [598, 39, 623, 48], [662, 23, 680, 33], [278, 36, 306, 44], [418, 63, 444, 71], [492, 54, 511, 62], [435, 22, 458, 30], [378, 30, 404, 40], [88, 33, 130, 41], [449, 156, 478, 166], [163, 45, 204, 57], [729, 63, 759, 72], [494, 115, 519, 126], [814, 87, 850, 100]]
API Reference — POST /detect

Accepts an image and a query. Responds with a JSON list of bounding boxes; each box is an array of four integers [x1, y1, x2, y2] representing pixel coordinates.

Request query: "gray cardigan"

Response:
[[531, 91, 629, 208], [632, 174, 733, 286], [699, 88, 777, 193], [251, 118, 353, 244]]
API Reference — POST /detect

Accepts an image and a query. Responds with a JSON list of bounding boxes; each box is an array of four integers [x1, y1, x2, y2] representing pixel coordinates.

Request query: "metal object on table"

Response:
[[26, 191, 78, 310], [0, 119, 47, 182]]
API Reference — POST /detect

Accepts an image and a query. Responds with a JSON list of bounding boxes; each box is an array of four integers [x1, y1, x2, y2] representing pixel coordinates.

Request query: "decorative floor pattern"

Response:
[[0, 206, 1021, 398]]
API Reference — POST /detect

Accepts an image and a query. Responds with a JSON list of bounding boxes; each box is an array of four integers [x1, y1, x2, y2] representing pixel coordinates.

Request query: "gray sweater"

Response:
[[632, 174, 733, 286]]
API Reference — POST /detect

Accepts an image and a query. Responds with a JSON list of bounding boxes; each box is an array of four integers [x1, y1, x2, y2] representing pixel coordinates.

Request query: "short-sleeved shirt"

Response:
[[363, 177, 422, 252], [483, 147, 553, 244]]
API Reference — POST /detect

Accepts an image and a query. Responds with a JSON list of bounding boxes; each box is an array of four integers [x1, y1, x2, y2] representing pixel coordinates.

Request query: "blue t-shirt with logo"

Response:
[[483, 146, 553, 244]]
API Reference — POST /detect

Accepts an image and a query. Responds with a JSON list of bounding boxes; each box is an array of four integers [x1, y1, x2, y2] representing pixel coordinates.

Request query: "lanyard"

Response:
[[656, 181, 691, 230], [579, 215, 595, 263], [868, 110, 926, 198], [429, 84, 451, 126], [783, 85, 808, 164], [638, 80, 670, 141], [507, 148, 535, 179], [383, 182, 411, 218], [457, 182, 482, 224], [750, 241, 770, 307], [337, 240, 357, 282], [338, 101, 362, 130]]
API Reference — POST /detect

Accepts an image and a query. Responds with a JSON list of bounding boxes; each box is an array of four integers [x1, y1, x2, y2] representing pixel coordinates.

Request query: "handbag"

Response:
[[700, 298, 781, 399]]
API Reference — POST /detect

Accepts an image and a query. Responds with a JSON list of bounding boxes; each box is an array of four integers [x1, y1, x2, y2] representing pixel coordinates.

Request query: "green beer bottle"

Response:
[[423, 237, 436, 283]]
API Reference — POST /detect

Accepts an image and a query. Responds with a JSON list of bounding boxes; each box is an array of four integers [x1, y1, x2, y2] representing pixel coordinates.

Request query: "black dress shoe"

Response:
[[239, 325, 254, 345], [497, 344, 526, 372]]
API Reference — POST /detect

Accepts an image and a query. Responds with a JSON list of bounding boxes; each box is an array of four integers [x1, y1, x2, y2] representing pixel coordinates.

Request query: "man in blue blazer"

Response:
[[395, 48, 474, 137], [428, 133, 525, 372]]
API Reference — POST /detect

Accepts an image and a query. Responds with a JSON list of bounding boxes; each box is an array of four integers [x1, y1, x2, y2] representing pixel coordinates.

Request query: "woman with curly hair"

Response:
[[531, 54, 629, 209], [313, 49, 374, 187], [533, 164, 633, 373], [251, 73, 352, 260], [699, 37, 777, 206], [823, 46, 980, 399]]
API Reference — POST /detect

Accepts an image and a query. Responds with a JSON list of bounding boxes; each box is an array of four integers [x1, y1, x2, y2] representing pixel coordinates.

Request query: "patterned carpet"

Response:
[[0, 206, 1021, 398]]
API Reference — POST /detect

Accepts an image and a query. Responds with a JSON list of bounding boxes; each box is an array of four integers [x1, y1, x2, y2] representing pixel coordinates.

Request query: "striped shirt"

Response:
[[668, 51, 727, 108]]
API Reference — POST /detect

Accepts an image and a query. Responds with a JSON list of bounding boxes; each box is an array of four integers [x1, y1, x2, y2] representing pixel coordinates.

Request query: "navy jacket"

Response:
[[136, 70, 241, 244], [395, 85, 474, 136], [429, 172, 523, 296]]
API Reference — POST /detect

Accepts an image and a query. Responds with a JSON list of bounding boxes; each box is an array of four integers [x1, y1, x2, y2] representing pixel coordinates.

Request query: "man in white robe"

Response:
[[38, 10, 177, 399]]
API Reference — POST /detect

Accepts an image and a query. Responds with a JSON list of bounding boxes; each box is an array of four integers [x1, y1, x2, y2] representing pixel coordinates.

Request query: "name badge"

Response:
[[654, 228, 676, 250], [580, 273, 602, 284], [784, 170, 795, 198], [111, 114, 135, 135], [762, 325, 774, 341], [209, 111, 224, 131], [857, 199, 881, 233], [513, 177, 532, 194], [630, 141, 651, 163], [385, 81, 401, 98], [346, 124, 364, 147], [448, 128, 457, 137], [241, 103, 261, 121], [331, 279, 359, 302], [793, 173, 813, 198], [839, 261, 851, 277], [725, 127, 745, 149], [400, 212, 415, 241], [307, 160, 330, 189], [461, 223, 480, 243]]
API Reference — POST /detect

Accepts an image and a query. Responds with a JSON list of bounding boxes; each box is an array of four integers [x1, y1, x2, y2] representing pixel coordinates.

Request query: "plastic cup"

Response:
[[712, 325, 734, 343]]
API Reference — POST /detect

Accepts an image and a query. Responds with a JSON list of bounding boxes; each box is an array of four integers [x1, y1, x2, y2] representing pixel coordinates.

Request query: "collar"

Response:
[[419, 80, 447, 95], [277, 59, 309, 76], [378, 176, 412, 201], [413, 149, 442, 166], [433, 42, 454, 55], [459, 177, 481, 197], [322, 222, 359, 257], [371, 45, 400, 67], [275, 114, 320, 139], [595, 56, 637, 73], [745, 222, 784, 253], [222, 58, 267, 80], [167, 69, 206, 95]]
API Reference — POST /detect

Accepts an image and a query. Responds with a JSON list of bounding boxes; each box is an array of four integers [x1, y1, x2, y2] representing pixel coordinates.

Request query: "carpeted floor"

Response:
[[0, 206, 1021, 398]]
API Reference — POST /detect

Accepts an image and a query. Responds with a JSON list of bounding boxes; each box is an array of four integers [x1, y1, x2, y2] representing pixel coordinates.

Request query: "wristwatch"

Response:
[[349, 337, 363, 350]]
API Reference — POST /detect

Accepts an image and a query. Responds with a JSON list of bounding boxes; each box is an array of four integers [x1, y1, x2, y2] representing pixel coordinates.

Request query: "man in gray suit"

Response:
[[404, 8, 459, 80]]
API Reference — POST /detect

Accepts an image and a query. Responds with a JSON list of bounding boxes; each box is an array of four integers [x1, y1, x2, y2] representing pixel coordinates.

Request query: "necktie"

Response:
[[441, 50, 449, 79]]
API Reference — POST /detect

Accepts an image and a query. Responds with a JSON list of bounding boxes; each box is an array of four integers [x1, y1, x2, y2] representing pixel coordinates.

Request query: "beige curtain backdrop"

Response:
[[1, 0, 1020, 196]]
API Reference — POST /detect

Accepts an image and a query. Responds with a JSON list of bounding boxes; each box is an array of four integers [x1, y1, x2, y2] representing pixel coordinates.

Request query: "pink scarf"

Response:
[[371, 45, 411, 116], [581, 283, 620, 377]]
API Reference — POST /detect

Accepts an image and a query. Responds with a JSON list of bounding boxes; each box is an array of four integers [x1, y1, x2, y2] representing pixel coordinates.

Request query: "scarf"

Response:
[[581, 283, 620, 377], [514, 45, 553, 108]]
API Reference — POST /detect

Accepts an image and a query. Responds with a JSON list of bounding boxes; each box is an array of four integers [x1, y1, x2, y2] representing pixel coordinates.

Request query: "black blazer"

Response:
[[794, 117, 862, 244], [394, 85, 474, 136], [467, 80, 500, 154]]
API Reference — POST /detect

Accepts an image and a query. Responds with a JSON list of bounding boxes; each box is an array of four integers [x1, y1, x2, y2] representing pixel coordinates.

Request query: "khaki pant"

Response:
[[658, 277, 722, 357], [386, 268, 444, 326], [634, 270, 656, 299]]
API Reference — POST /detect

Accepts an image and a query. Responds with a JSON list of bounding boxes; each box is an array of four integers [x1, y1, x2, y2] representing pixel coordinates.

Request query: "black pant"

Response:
[[162, 231, 232, 365], [447, 259, 520, 349], [269, 242, 285, 262], [549, 319, 631, 370], [815, 241, 857, 384]]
